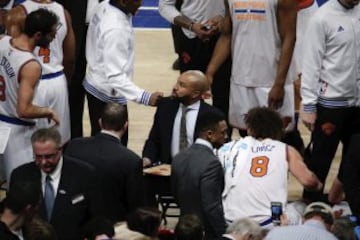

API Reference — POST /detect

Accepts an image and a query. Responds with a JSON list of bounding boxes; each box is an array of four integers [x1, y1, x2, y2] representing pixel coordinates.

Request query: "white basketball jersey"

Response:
[[0, 35, 37, 118], [21, 0, 67, 74], [218, 136, 288, 223]]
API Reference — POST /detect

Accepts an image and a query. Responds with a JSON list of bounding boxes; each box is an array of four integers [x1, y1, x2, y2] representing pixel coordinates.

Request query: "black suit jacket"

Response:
[[171, 143, 227, 240], [10, 156, 103, 240], [64, 132, 144, 222], [142, 97, 220, 164]]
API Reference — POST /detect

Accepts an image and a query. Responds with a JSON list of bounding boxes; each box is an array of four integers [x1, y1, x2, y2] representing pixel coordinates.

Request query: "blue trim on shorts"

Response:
[[41, 71, 64, 80], [0, 114, 35, 126]]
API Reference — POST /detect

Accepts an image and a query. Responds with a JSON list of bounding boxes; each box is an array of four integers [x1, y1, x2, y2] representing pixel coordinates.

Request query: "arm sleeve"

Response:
[[158, 0, 180, 23], [103, 29, 151, 105], [201, 160, 227, 237], [301, 16, 326, 113]]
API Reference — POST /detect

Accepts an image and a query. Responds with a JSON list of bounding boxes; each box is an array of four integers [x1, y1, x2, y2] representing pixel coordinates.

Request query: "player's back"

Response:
[[0, 35, 36, 118], [21, 0, 67, 75], [220, 136, 288, 223]]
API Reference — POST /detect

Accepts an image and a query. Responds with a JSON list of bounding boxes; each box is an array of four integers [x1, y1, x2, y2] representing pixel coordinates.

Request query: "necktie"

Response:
[[179, 106, 188, 151], [44, 175, 55, 220]]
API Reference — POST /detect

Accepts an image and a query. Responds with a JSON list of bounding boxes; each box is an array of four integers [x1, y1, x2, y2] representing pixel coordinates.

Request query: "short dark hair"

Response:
[[82, 217, 114, 240], [6, 180, 41, 214], [23, 217, 57, 240], [332, 217, 356, 240], [245, 107, 284, 140], [127, 207, 161, 237], [194, 110, 225, 138], [24, 9, 58, 37], [175, 214, 204, 240], [31, 128, 62, 148], [101, 103, 128, 131]]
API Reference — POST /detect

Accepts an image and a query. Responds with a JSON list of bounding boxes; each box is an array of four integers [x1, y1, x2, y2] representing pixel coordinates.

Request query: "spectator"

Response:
[[0, 181, 41, 240], [114, 207, 161, 240], [23, 217, 57, 240], [175, 214, 204, 240], [222, 218, 263, 240], [331, 216, 356, 240], [265, 202, 337, 240], [82, 217, 115, 240]]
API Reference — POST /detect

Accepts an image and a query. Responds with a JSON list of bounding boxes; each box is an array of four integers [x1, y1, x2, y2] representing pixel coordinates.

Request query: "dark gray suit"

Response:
[[171, 143, 227, 240]]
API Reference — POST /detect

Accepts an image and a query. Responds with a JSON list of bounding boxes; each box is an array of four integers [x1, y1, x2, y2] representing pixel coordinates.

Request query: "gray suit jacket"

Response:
[[171, 143, 226, 240]]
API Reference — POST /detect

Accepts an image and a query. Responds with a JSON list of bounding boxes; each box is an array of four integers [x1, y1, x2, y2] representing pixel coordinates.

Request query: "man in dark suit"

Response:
[[172, 110, 228, 240], [142, 70, 220, 166], [9, 128, 103, 240], [64, 102, 144, 223]]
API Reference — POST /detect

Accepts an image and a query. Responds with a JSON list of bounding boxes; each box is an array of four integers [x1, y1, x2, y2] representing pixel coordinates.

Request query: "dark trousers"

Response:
[[68, 25, 87, 139], [86, 92, 129, 146], [340, 134, 360, 216], [303, 105, 360, 201], [177, 30, 232, 137]]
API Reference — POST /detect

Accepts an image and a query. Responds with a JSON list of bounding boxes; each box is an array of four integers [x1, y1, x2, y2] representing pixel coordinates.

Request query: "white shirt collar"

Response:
[[195, 138, 213, 150], [181, 100, 200, 111]]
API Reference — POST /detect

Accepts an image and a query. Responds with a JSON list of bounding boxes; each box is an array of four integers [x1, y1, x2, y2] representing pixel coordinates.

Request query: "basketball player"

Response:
[[6, 0, 75, 145], [0, 9, 59, 182], [217, 107, 322, 227]]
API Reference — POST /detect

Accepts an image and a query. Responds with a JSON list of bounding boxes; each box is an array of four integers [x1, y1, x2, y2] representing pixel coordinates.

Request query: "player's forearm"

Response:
[[63, 57, 74, 84], [17, 104, 53, 119], [273, 34, 295, 88], [302, 172, 323, 192], [207, 34, 231, 78]]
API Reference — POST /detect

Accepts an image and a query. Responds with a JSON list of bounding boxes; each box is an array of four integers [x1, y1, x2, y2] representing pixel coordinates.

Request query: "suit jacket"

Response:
[[10, 156, 103, 240], [142, 97, 220, 164], [64, 132, 144, 222], [171, 143, 227, 240]]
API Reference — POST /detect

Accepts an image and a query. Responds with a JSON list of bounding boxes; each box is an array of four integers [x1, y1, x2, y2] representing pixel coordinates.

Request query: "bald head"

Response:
[[183, 70, 208, 93], [172, 70, 208, 105]]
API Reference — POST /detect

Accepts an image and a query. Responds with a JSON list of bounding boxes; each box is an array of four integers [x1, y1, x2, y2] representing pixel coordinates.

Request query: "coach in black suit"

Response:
[[65, 103, 144, 223], [172, 110, 228, 240], [142, 70, 221, 166], [9, 128, 103, 240]]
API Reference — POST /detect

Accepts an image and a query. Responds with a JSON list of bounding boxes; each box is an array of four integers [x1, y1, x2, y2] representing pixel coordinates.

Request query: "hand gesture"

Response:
[[148, 91, 163, 106]]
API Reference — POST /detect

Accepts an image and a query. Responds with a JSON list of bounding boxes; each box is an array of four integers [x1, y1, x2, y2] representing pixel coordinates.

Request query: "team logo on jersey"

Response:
[[233, 1, 267, 21]]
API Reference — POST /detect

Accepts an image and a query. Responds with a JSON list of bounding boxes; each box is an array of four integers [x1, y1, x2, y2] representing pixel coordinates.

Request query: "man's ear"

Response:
[[122, 121, 129, 132]]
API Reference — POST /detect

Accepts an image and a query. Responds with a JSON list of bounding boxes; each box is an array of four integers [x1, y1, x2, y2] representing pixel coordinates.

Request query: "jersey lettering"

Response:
[[250, 156, 269, 177]]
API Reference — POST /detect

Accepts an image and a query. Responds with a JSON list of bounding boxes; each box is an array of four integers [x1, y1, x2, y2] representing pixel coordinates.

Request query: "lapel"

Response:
[[50, 160, 70, 222], [164, 99, 180, 141]]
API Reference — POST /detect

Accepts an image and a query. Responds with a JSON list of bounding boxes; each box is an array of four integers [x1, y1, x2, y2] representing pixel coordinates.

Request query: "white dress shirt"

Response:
[[41, 156, 63, 198], [171, 100, 200, 157]]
